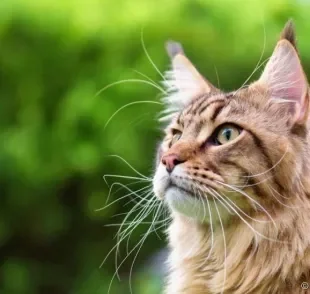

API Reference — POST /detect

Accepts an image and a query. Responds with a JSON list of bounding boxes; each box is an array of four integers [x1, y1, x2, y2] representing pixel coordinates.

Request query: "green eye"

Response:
[[215, 124, 241, 145], [170, 131, 182, 146]]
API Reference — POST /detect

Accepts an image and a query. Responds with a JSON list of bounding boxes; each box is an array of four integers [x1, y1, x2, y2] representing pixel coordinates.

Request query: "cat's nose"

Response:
[[161, 154, 184, 173]]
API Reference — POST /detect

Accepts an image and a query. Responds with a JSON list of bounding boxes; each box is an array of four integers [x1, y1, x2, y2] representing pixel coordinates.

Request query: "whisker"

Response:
[[124, 196, 158, 255], [123, 194, 159, 207], [234, 22, 267, 96], [96, 185, 152, 212], [268, 186, 303, 209], [209, 189, 288, 244], [104, 100, 163, 130], [106, 155, 151, 180], [104, 181, 151, 205], [120, 186, 154, 207], [150, 202, 164, 240], [201, 191, 207, 221], [145, 219, 170, 235], [107, 227, 150, 293], [214, 65, 220, 88], [132, 69, 161, 85], [111, 203, 159, 218], [205, 193, 214, 260], [195, 187, 214, 262], [141, 28, 166, 81], [211, 188, 270, 223], [105, 218, 170, 227], [103, 174, 151, 186], [96, 79, 167, 97], [117, 191, 155, 241], [210, 191, 234, 215], [243, 146, 288, 179], [128, 202, 163, 294], [226, 175, 273, 190], [218, 146, 287, 181], [108, 198, 160, 293], [213, 197, 227, 294], [101, 192, 155, 280], [216, 181, 277, 230]]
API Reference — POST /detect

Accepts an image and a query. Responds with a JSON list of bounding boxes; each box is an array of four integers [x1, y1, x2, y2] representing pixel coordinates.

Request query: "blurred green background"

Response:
[[1, 0, 310, 293]]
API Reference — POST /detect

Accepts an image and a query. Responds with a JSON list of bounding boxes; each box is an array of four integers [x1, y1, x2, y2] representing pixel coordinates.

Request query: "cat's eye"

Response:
[[214, 124, 241, 145], [170, 130, 182, 146]]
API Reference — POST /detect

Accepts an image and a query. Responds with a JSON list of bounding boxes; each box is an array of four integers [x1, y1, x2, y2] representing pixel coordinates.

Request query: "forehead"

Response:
[[172, 88, 273, 133], [177, 92, 233, 126]]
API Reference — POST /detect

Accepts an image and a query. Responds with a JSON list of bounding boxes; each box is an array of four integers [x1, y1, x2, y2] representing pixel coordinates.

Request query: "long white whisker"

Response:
[[216, 181, 277, 230], [128, 202, 163, 294], [269, 185, 290, 199], [211, 189, 270, 223], [117, 191, 155, 241], [106, 155, 151, 180], [124, 195, 158, 255], [213, 197, 226, 294], [108, 228, 149, 293], [114, 192, 156, 280], [268, 186, 303, 209], [100, 191, 154, 269], [132, 69, 162, 86], [198, 190, 207, 221], [234, 22, 267, 96], [243, 147, 288, 179], [104, 100, 163, 130], [103, 174, 151, 185], [107, 197, 160, 294], [96, 79, 167, 97], [195, 187, 214, 263], [210, 189, 287, 244], [105, 218, 170, 227], [96, 185, 152, 212], [145, 219, 170, 235], [141, 28, 166, 81], [214, 65, 220, 88], [228, 175, 273, 189], [103, 181, 151, 206], [219, 146, 288, 181]]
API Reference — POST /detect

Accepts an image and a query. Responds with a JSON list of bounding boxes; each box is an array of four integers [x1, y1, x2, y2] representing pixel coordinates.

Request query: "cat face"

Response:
[[153, 22, 310, 223]]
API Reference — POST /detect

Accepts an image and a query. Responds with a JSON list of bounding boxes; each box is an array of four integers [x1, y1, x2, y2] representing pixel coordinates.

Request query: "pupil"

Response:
[[224, 129, 231, 140]]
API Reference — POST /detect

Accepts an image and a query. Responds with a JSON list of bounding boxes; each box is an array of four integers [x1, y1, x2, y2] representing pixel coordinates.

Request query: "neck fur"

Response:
[[165, 191, 310, 294]]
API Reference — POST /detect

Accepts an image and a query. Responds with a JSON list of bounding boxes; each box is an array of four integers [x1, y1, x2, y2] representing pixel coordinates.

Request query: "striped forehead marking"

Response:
[[177, 92, 234, 124], [175, 92, 235, 129]]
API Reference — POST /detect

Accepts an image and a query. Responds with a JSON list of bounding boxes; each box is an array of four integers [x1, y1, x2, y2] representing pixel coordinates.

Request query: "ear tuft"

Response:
[[280, 19, 297, 51], [165, 40, 184, 58], [161, 41, 217, 121], [257, 38, 309, 124]]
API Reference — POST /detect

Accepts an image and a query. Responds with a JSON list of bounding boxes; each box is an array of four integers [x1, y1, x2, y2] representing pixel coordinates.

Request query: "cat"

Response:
[[153, 20, 310, 294]]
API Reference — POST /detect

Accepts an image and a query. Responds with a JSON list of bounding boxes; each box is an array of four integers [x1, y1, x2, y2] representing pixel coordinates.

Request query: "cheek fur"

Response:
[[155, 143, 164, 167], [153, 164, 169, 199]]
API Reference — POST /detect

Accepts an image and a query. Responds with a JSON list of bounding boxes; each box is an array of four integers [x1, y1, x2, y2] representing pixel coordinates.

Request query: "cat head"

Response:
[[153, 21, 310, 223]]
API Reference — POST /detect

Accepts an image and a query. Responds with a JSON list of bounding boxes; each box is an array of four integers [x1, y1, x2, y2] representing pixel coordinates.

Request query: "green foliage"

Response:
[[1, 0, 310, 293]]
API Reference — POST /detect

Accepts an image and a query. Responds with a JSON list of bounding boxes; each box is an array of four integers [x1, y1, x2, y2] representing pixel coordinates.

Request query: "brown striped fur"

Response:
[[153, 21, 310, 293]]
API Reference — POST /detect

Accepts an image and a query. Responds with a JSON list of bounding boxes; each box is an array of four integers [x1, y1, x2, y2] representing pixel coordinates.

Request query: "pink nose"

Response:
[[161, 154, 183, 173]]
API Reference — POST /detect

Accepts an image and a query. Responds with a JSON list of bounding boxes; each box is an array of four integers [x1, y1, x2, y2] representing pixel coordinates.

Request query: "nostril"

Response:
[[161, 154, 184, 173], [173, 159, 182, 166]]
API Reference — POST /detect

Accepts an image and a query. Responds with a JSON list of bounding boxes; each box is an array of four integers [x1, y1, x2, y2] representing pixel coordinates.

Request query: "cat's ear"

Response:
[[280, 19, 298, 51], [256, 23, 309, 124], [162, 41, 216, 113]]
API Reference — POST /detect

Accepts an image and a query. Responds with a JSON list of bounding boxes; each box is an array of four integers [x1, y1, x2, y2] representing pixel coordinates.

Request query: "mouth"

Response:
[[164, 182, 218, 223], [167, 180, 217, 202], [168, 182, 199, 199]]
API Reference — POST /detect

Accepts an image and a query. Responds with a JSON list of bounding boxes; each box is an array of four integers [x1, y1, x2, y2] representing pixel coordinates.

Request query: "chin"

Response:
[[165, 186, 229, 224]]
